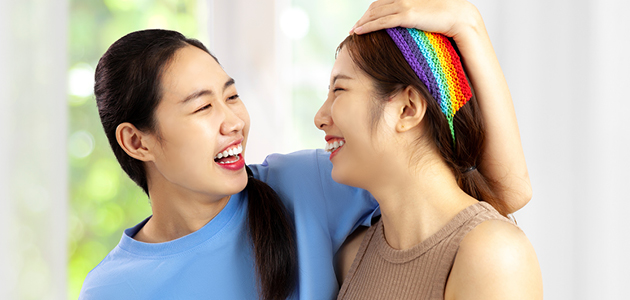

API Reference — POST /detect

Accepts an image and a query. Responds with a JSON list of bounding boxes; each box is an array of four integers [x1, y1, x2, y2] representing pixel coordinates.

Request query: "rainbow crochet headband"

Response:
[[385, 27, 472, 142]]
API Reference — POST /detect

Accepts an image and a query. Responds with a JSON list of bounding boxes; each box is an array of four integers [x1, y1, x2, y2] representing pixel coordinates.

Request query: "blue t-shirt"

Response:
[[79, 149, 379, 299]]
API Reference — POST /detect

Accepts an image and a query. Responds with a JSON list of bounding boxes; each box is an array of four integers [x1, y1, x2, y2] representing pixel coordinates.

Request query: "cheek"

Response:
[[333, 107, 382, 181], [158, 129, 210, 174], [157, 114, 219, 165], [239, 104, 251, 139]]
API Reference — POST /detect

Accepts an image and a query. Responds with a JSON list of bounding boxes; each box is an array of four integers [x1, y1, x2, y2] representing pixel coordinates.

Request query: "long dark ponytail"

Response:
[[245, 166, 297, 299], [94, 29, 296, 299], [339, 31, 509, 216]]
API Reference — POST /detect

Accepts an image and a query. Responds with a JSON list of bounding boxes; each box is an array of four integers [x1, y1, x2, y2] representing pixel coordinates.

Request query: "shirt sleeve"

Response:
[[249, 149, 380, 252]]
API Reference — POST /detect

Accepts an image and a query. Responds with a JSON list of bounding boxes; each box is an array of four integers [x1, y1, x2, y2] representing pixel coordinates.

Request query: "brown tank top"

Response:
[[337, 201, 514, 300]]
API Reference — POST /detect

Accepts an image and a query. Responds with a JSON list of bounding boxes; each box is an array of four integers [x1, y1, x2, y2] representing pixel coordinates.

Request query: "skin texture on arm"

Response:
[[352, 0, 532, 213], [444, 220, 543, 300]]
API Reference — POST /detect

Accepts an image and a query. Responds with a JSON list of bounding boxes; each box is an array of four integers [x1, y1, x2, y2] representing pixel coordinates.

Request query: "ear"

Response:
[[115, 122, 156, 162], [392, 86, 427, 133]]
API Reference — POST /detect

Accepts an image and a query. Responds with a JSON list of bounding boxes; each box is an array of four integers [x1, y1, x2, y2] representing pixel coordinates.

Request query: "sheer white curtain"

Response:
[[207, 0, 296, 164], [0, 0, 68, 299]]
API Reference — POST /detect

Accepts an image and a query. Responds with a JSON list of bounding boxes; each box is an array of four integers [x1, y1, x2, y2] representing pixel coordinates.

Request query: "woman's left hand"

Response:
[[351, 0, 480, 42]]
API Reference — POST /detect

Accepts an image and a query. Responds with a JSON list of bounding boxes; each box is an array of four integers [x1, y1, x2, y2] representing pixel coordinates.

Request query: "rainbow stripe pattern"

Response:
[[386, 27, 472, 142]]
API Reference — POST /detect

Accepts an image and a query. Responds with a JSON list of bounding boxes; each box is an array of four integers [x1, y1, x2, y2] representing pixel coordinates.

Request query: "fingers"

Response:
[[351, 1, 400, 34], [353, 14, 403, 35]]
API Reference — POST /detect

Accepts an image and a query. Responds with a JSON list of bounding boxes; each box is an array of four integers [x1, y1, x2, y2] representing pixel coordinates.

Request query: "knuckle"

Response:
[[368, 8, 378, 19], [401, 0, 412, 10]]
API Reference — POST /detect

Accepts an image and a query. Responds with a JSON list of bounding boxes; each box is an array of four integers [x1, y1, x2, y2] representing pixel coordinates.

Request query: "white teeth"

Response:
[[218, 155, 241, 164], [325, 140, 345, 152], [214, 144, 243, 160]]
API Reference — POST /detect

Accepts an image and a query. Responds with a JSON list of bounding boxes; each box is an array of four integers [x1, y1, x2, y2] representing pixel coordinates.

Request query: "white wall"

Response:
[[0, 0, 68, 299], [471, 0, 630, 298]]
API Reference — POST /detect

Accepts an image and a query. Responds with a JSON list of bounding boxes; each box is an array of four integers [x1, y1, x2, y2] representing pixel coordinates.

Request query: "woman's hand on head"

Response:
[[351, 0, 482, 42], [354, 1, 533, 215]]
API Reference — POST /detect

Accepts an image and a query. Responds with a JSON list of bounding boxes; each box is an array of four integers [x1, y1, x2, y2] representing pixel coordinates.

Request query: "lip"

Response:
[[216, 153, 245, 171], [325, 135, 344, 142], [214, 138, 245, 171], [324, 135, 345, 161], [329, 145, 343, 160], [216, 138, 244, 156]]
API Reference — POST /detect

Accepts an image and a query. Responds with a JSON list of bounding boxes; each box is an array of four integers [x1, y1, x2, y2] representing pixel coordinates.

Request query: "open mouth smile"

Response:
[[324, 137, 345, 160], [214, 143, 245, 170]]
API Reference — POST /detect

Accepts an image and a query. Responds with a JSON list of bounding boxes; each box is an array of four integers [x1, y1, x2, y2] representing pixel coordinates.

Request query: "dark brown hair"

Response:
[[95, 29, 296, 299], [339, 31, 509, 216]]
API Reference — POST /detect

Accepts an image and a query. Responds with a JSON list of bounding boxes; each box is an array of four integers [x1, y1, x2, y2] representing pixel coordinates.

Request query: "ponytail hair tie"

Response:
[[463, 166, 477, 173]]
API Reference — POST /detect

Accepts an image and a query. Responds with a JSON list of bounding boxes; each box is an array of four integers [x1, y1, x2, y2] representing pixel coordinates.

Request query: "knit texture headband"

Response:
[[385, 27, 472, 142]]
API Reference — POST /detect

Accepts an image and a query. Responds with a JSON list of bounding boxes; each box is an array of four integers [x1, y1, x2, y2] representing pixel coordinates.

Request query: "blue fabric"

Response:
[[79, 149, 379, 300]]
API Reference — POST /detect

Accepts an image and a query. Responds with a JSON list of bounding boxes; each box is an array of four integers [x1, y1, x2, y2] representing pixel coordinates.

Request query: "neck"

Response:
[[134, 171, 231, 243], [367, 155, 478, 250]]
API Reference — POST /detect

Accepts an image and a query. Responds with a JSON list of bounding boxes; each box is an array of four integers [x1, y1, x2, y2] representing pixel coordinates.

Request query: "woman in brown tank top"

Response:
[[314, 0, 543, 299]]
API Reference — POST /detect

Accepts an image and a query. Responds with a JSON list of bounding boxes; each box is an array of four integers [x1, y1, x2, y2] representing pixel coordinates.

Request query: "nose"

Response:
[[314, 96, 333, 130], [220, 105, 245, 135]]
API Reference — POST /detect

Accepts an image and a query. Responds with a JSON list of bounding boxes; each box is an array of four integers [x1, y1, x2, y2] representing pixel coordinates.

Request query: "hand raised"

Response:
[[351, 0, 481, 41]]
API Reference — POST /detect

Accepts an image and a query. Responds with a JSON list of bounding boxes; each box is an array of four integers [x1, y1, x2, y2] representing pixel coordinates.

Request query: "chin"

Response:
[[331, 167, 355, 188], [332, 165, 375, 192], [227, 173, 249, 194], [205, 171, 248, 197]]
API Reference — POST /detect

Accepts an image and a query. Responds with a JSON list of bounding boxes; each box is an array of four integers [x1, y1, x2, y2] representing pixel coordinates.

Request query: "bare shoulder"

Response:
[[444, 219, 543, 300]]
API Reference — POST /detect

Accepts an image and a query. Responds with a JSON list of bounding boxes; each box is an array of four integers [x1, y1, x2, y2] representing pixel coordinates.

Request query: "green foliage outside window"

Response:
[[68, 1, 205, 298]]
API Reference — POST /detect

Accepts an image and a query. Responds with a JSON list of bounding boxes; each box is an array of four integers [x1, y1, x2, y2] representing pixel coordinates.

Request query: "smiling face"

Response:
[[314, 46, 398, 190], [145, 45, 250, 200]]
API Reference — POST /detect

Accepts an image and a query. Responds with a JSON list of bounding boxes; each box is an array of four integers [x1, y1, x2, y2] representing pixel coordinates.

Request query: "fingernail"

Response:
[[349, 26, 355, 34], [354, 26, 363, 34]]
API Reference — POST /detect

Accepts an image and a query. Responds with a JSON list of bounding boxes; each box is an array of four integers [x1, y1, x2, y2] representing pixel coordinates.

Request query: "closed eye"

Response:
[[227, 94, 240, 101], [333, 88, 345, 93], [195, 103, 212, 113]]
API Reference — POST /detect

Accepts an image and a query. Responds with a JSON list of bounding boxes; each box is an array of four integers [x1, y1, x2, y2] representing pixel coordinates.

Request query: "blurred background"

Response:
[[0, 0, 628, 299]]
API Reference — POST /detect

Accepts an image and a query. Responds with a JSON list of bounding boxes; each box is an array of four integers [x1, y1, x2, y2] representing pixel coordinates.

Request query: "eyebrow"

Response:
[[180, 78, 236, 103], [333, 74, 352, 84], [329, 74, 353, 89]]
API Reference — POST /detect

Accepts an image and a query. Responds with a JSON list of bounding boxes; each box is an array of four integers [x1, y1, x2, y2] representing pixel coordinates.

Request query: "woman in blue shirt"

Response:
[[80, 2, 532, 299]]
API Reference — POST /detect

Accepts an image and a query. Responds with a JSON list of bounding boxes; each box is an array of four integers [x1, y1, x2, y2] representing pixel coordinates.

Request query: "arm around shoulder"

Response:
[[444, 220, 543, 300]]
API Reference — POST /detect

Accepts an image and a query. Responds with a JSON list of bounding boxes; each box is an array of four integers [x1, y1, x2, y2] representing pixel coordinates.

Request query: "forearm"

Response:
[[456, 7, 532, 213], [351, 0, 533, 213]]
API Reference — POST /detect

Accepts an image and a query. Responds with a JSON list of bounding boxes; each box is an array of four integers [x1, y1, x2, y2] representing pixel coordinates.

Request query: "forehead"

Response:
[[331, 47, 355, 78], [331, 46, 376, 92], [331, 46, 373, 83], [160, 45, 230, 101]]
